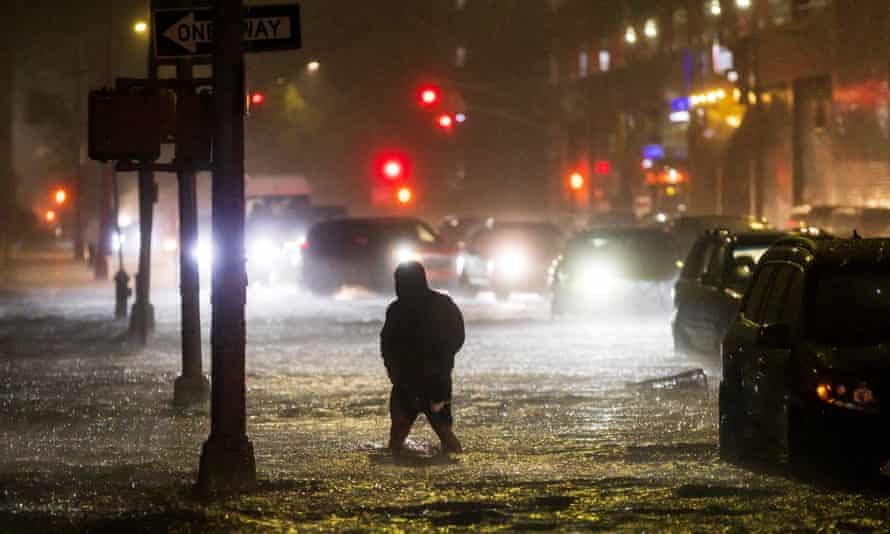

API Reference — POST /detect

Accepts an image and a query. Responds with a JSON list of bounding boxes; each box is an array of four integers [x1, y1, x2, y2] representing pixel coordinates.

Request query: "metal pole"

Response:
[[199, 0, 256, 494], [129, 2, 158, 343], [112, 170, 130, 319], [174, 57, 209, 406]]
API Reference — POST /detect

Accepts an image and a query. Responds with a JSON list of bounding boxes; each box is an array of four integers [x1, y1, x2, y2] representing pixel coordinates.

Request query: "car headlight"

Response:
[[816, 379, 878, 413], [493, 248, 529, 280], [249, 239, 279, 262], [393, 245, 421, 265], [192, 241, 213, 268], [577, 262, 623, 294]]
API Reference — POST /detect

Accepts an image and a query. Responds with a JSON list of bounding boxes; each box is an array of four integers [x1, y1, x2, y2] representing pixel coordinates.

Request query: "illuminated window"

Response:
[[598, 50, 610, 72], [578, 51, 589, 78], [456, 46, 467, 67], [769, 0, 791, 25]]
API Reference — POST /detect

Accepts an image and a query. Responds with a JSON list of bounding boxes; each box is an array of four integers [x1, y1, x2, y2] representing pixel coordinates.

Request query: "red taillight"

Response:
[[300, 240, 309, 250]]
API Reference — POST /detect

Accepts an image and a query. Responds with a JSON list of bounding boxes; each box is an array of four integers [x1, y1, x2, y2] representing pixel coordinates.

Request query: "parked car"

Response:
[[301, 217, 457, 294], [458, 221, 564, 299], [669, 215, 772, 265], [550, 227, 678, 315], [720, 236, 890, 474], [673, 227, 829, 358], [788, 204, 890, 238]]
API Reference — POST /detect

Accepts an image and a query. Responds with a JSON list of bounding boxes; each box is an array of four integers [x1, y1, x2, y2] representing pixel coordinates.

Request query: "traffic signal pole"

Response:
[[198, 0, 256, 493], [129, 6, 158, 344], [173, 57, 209, 406]]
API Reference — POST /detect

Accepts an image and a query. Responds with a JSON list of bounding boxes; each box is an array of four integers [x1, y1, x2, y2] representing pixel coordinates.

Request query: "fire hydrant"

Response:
[[114, 269, 132, 319]]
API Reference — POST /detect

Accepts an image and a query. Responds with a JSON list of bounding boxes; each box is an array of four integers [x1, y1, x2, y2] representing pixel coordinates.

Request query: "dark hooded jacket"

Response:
[[380, 262, 465, 392]]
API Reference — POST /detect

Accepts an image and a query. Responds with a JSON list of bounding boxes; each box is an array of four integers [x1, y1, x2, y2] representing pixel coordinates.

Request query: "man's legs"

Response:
[[388, 386, 417, 451], [431, 422, 463, 454]]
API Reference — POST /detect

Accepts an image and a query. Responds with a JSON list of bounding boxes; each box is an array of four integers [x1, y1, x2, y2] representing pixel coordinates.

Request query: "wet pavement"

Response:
[[2, 258, 890, 531]]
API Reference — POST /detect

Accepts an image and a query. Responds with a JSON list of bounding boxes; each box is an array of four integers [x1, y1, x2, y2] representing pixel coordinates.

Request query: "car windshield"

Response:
[[807, 270, 890, 346]]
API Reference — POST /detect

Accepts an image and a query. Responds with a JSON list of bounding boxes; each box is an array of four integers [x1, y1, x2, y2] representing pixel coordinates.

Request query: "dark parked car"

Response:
[[550, 227, 678, 315], [669, 214, 772, 264], [302, 217, 457, 294], [459, 221, 563, 299], [720, 237, 890, 474], [672, 228, 828, 358]]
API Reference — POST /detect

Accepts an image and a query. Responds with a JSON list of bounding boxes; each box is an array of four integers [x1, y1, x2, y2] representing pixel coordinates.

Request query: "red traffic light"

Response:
[[419, 86, 440, 107], [250, 92, 265, 106], [437, 114, 454, 130], [594, 160, 612, 176], [382, 158, 404, 180]]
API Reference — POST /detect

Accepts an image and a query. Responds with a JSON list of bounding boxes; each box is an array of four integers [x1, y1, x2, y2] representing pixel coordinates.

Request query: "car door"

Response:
[[673, 238, 709, 348], [750, 263, 804, 445], [685, 239, 722, 353], [724, 263, 778, 418], [698, 241, 733, 353]]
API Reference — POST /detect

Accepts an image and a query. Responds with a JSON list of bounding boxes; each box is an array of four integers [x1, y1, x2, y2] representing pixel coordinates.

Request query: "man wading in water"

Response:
[[381, 261, 465, 454]]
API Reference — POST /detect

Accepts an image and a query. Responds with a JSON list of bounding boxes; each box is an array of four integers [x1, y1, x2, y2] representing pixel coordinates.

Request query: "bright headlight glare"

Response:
[[193, 242, 213, 267], [249, 239, 277, 261], [578, 262, 622, 294], [393, 245, 420, 265], [163, 238, 178, 252], [494, 248, 528, 280]]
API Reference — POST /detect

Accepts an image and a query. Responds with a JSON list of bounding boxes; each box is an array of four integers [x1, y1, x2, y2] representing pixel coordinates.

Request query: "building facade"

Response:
[[554, 0, 890, 227]]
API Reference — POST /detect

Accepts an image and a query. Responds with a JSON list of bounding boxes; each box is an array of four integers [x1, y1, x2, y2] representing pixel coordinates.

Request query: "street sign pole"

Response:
[[199, 0, 256, 494], [129, 5, 159, 344], [173, 57, 209, 407]]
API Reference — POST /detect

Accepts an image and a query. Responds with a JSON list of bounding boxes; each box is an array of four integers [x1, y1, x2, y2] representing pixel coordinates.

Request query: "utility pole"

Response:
[[72, 39, 87, 262], [129, 3, 158, 344], [199, 0, 256, 493], [173, 57, 209, 406]]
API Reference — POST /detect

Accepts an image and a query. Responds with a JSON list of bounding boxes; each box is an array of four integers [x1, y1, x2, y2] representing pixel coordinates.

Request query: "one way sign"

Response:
[[153, 4, 301, 59]]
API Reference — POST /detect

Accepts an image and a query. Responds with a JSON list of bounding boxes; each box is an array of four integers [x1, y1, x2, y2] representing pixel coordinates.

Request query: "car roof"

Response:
[[763, 238, 890, 270]]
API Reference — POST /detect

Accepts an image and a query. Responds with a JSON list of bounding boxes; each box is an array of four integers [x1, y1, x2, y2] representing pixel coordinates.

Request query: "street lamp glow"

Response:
[[569, 172, 585, 191], [644, 19, 658, 39], [624, 27, 637, 45], [736, 0, 752, 9], [133, 21, 148, 34], [396, 187, 413, 204], [307, 61, 320, 73], [709, 0, 722, 16]]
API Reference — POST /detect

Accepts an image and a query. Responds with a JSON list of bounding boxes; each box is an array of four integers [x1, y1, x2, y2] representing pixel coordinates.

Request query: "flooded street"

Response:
[[1, 283, 889, 531]]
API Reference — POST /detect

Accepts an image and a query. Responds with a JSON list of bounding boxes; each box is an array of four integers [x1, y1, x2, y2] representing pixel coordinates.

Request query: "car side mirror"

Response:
[[759, 323, 792, 350]]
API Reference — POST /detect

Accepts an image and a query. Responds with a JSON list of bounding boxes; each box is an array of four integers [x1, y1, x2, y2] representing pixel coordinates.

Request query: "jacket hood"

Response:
[[395, 261, 430, 298]]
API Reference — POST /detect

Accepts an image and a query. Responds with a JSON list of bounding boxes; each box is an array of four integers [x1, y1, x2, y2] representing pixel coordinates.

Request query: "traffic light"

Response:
[[569, 172, 585, 191], [249, 92, 265, 106], [418, 86, 440, 107], [45, 210, 57, 223], [53, 188, 67, 205], [381, 158, 404, 180], [437, 113, 454, 130], [396, 186, 414, 205], [594, 160, 612, 176]]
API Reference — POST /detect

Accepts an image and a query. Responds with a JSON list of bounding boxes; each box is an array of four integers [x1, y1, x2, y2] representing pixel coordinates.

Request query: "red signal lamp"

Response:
[[419, 86, 440, 107], [594, 160, 612, 176], [437, 114, 454, 129], [250, 92, 265, 106], [382, 159, 404, 180]]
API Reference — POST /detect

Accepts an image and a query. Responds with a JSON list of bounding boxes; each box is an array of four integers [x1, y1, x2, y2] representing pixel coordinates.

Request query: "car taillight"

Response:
[[301, 240, 309, 250]]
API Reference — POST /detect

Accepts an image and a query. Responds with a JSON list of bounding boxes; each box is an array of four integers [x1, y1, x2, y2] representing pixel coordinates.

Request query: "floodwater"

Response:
[[1, 271, 890, 531]]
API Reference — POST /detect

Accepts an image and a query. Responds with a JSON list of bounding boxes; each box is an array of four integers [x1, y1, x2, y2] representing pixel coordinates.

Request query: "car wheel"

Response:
[[719, 381, 745, 462]]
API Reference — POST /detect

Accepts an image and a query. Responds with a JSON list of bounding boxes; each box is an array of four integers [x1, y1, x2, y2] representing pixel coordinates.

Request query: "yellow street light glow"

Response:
[[709, 0, 722, 16], [665, 185, 677, 197], [644, 19, 658, 39], [133, 21, 148, 34], [307, 61, 321, 73], [733, 88, 742, 101], [625, 27, 637, 45], [707, 91, 718, 103], [716, 89, 726, 99], [736, 0, 752, 8], [569, 172, 585, 191], [748, 91, 758, 105], [726, 115, 742, 128]]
